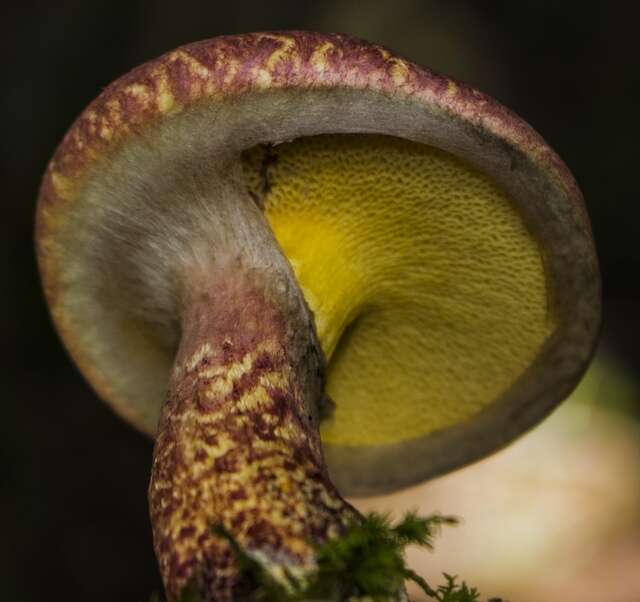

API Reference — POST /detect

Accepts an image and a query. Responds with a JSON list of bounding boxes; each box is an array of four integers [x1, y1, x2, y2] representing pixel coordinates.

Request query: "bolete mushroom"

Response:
[[36, 31, 600, 601]]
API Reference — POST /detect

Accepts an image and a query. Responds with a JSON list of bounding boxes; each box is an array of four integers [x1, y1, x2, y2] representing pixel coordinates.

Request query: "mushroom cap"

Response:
[[36, 31, 600, 496]]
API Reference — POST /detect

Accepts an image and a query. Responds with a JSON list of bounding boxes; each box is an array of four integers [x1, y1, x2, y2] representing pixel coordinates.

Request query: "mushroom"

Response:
[[36, 31, 600, 601]]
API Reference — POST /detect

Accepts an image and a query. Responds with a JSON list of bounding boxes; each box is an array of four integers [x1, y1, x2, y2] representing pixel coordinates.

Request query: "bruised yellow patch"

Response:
[[254, 68, 272, 89], [99, 125, 113, 141], [389, 59, 410, 86], [105, 99, 122, 127], [50, 172, 76, 201], [263, 34, 298, 71], [169, 49, 210, 79], [310, 42, 336, 73], [125, 83, 153, 109], [186, 342, 213, 371], [154, 74, 176, 113], [446, 80, 458, 98], [157, 89, 175, 113]]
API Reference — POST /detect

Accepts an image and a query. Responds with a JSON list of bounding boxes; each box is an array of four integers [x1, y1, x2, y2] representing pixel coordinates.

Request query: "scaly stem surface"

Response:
[[149, 264, 357, 601]]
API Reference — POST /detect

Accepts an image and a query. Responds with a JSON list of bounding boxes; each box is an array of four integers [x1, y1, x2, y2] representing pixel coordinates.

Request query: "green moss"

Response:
[[150, 512, 505, 601]]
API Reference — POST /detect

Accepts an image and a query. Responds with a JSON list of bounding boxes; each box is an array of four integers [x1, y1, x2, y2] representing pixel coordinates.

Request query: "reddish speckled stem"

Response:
[[148, 266, 357, 601]]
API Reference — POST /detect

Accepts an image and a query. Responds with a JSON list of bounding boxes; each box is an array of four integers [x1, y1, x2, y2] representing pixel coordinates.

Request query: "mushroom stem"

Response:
[[149, 263, 357, 601]]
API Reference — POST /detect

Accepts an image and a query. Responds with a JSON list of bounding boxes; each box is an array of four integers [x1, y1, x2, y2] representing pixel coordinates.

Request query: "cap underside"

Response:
[[40, 55, 598, 494], [243, 134, 552, 447]]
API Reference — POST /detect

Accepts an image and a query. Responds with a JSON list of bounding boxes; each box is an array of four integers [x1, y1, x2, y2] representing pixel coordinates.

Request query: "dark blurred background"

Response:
[[2, 2, 639, 601]]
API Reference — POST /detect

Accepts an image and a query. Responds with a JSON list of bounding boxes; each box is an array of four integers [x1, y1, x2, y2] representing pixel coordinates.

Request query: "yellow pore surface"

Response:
[[241, 134, 553, 447]]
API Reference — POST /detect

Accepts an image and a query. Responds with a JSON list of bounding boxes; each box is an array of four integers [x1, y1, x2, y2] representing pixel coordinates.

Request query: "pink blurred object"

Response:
[[350, 354, 640, 602]]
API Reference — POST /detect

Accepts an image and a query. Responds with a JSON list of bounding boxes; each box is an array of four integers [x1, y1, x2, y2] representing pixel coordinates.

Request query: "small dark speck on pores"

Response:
[[260, 145, 278, 196]]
